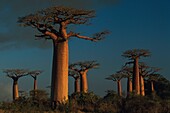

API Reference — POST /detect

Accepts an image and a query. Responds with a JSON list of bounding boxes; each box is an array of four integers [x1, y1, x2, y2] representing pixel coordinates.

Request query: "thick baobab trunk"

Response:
[[151, 81, 154, 92], [75, 78, 80, 93], [133, 58, 140, 94], [80, 70, 88, 93], [127, 77, 132, 96], [140, 75, 145, 96], [13, 79, 19, 100], [51, 40, 68, 105], [34, 77, 37, 90], [117, 80, 122, 96]]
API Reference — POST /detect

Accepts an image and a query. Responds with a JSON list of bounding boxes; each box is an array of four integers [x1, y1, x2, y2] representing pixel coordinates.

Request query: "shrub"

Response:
[[124, 95, 162, 113], [69, 92, 100, 112], [95, 90, 123, 113]]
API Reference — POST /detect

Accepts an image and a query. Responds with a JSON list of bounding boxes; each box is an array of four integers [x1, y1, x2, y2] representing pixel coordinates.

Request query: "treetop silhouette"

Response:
[[29, 70, 43, 79], [69, 61, 99, 72], [106, 72, 124, 82], [69, 69, 80, 79], [4, 69, 29, 79], [18, 6, 108, 42], [122, 49, 151, 60]]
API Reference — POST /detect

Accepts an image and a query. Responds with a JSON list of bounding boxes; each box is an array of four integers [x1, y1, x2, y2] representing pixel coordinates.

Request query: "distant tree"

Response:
[[106, 72, 124, 96], [69, 61, 99, 93], [147, 74, 160, 93], [3, 69, 29, 100], [120, 66, 133, 96], [69, 70, 80, 93], [139, 63, 160, 96], [29, 70, 43, 90], [122, 49, 150, 95], [153, 75, 170, 99], [18, 6, 108, 105], [139, 63, 148, 96]]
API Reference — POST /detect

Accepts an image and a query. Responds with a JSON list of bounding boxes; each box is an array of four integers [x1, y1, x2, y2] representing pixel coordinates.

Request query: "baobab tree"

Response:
[[120, 66, 133, 96], [122, 49, 150, 95], [139, 63, 149, 96], [69, 61, 99, 93], [106, 72, 124, 96], [29, 70, 42, 90], [3, 69, 29, 100], [69, 70, 80, 93], [147, 74, 160, 93], [18, 6, 108, 104], [139, 63, 160, 96]]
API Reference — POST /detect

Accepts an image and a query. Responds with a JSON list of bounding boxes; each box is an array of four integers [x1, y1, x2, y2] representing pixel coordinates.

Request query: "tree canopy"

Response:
[[18, 6, 109, 42], [3, 69, 30, 79], [69, 61, 99, 72], [122, 49, 151, 59]]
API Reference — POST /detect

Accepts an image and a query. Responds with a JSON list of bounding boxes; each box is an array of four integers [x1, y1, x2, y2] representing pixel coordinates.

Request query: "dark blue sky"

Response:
[[0, 0, 170, 100]]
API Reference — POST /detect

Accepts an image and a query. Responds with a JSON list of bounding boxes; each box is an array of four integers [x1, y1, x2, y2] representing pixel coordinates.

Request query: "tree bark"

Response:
[[151, 81, 154, 92], [75, 78, 80, 93], [13, 79, 19, 101], [140, 75, 145, 96], [133, 58, 140, 95], [127, 77, 132, 96], [80, 70, 88, 93], [51, 40, 68, 105], [117, 80, 122, 96]]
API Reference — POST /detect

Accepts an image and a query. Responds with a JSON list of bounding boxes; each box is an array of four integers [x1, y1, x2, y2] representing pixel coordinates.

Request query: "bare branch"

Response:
[[70, 30, 109, 42], [118, 66, 133, 78], [29, 70, 43, 79], [69, 61, 99, 72], [106, 73, 124, 82], [69, 70, 80, 80], [124, 61, 134, 67]]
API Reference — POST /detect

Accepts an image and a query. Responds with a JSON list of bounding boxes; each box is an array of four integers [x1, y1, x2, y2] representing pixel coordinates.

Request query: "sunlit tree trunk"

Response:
[[75, 78, 80, 93], [140, 75, 145, 96], [51, 40, 68, 104], [80, 70, 88, 93], [117, 80, 122, 96], [127, 77, 132, 96], [151, 81, 155, 92], [133, 58, 140, 94], [13, 79, 19, 100]]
